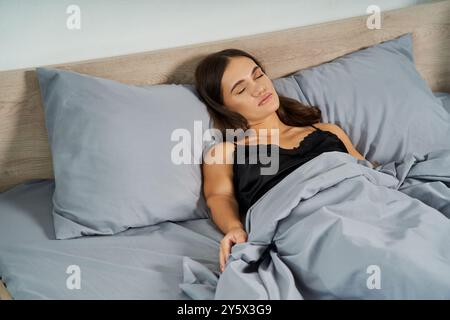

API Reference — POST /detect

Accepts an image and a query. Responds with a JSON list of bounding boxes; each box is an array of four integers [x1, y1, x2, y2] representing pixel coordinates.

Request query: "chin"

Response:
[[266, 100, 279, 113]]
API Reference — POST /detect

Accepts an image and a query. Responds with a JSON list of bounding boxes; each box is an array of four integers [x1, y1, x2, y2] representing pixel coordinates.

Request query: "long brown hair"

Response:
[[194, 48, 322, 137]]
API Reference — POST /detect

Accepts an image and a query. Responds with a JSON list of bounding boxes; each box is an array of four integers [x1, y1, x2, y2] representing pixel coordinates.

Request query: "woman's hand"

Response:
[[219, 227, 248, 272], [372, 160, 381, 168]]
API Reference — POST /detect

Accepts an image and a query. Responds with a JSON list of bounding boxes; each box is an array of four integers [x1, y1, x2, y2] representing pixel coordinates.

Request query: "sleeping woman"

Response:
[[194, 49, 380, 273]]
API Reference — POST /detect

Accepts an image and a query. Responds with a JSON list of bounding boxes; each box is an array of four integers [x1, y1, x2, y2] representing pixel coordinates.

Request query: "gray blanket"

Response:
[[180, 149, 450, 299]]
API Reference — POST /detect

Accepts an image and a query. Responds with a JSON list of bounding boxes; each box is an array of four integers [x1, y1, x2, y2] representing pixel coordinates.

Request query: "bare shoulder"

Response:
[[314, 122, 336, 130], [314, 122, 346, 135], [315, 122, 369, 162], [313, 122, 351, 147]]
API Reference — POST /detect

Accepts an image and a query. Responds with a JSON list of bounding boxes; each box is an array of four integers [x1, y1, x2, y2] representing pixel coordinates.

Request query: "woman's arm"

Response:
[[321, 123, 380, 168], [205, 194, 243, 233], [202, 142, 243, 234], [203, 142, 248, 272]]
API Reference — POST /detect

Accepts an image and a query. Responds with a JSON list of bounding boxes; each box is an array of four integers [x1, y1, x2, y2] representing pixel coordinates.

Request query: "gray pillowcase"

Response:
[[273, 33, 450, 164], [37, 67, 212, 239]]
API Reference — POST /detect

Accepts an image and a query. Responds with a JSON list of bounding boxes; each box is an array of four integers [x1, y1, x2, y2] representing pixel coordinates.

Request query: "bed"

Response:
[[1, 1, 450, 300], [0, 179, 223, 299]]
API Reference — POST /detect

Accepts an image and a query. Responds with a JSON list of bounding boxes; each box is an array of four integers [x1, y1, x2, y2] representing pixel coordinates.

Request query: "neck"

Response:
[[248, 112, 290, 142], [249, 112, 288, 134]]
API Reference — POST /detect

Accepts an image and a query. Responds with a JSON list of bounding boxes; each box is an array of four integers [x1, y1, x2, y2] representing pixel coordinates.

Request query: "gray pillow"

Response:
[[36, 67, 211, 239], [273, 33, 450, 164]]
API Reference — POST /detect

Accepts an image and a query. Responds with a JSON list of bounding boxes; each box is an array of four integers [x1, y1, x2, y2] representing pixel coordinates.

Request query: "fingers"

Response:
[[222, 239, 231, 265], [233, 231, 248, 244], [219, 246, 225, 272], [238, 233, 248, 243], [220, 238, 232, 272], [219, 230, 248, 273]]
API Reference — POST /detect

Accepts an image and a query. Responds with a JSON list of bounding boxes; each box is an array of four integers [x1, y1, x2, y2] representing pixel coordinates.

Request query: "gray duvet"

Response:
[[180, 149, 450, 299]]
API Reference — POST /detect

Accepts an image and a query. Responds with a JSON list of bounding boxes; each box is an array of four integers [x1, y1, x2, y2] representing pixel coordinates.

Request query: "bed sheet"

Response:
[[434, 91, 450, 113], [0, 179, 223, 299]]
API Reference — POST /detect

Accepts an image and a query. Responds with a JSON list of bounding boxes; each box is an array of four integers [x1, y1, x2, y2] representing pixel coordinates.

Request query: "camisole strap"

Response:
[[310, 124, 322, 131]]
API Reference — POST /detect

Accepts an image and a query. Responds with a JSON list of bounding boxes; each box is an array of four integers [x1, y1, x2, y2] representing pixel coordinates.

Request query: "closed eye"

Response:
[[237, 74, 264, 95]]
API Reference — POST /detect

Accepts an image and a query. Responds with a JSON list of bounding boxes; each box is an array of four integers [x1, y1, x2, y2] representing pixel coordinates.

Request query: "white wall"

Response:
[[0, 0, 440, 71]]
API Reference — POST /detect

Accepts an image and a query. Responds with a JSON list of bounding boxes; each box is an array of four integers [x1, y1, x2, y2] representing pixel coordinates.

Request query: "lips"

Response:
[[259, 93, 272, 106]]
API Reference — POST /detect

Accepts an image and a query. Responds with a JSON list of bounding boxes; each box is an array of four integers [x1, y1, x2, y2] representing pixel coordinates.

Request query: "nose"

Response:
[[252, 84, 266, 97]]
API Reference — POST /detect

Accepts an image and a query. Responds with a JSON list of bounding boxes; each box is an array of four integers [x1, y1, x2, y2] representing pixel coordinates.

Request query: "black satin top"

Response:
[[232, 124, 349, 216]]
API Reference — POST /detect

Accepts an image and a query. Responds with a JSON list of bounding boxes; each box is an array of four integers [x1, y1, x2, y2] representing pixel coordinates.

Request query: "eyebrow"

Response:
[[230, 65, 260, 94]]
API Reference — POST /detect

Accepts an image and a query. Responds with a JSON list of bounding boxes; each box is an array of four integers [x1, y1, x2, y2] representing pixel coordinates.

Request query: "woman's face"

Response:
[[221, 56, 279, 124]]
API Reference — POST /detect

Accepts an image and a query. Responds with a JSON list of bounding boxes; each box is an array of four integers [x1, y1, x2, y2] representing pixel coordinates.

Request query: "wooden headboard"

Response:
[[0, 0, 449, 192]]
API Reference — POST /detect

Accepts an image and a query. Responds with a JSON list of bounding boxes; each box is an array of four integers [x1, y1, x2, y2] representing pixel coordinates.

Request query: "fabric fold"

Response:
[[180, 150, 450, 299]]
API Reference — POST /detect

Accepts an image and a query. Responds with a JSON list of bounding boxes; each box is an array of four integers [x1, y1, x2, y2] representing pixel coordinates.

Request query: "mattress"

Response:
[[0, 179, 223, 299]]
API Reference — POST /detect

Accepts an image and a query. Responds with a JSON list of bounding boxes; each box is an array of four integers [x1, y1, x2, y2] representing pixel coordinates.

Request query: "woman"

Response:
[[195, 49, 378, 273]]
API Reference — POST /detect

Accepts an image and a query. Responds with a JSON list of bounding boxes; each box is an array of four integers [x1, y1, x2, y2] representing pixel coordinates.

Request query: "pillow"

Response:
[[36, 67, 212, 239], [273, 33, 450, 164]]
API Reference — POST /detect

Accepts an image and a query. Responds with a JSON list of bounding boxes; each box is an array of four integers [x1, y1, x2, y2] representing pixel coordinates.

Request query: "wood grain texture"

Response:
[[0, 1, 449, 192], [0, 280, 13, 300]]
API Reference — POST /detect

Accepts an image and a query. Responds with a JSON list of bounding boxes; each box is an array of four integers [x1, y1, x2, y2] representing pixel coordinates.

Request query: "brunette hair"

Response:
[[194, 48, 322, 136]]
